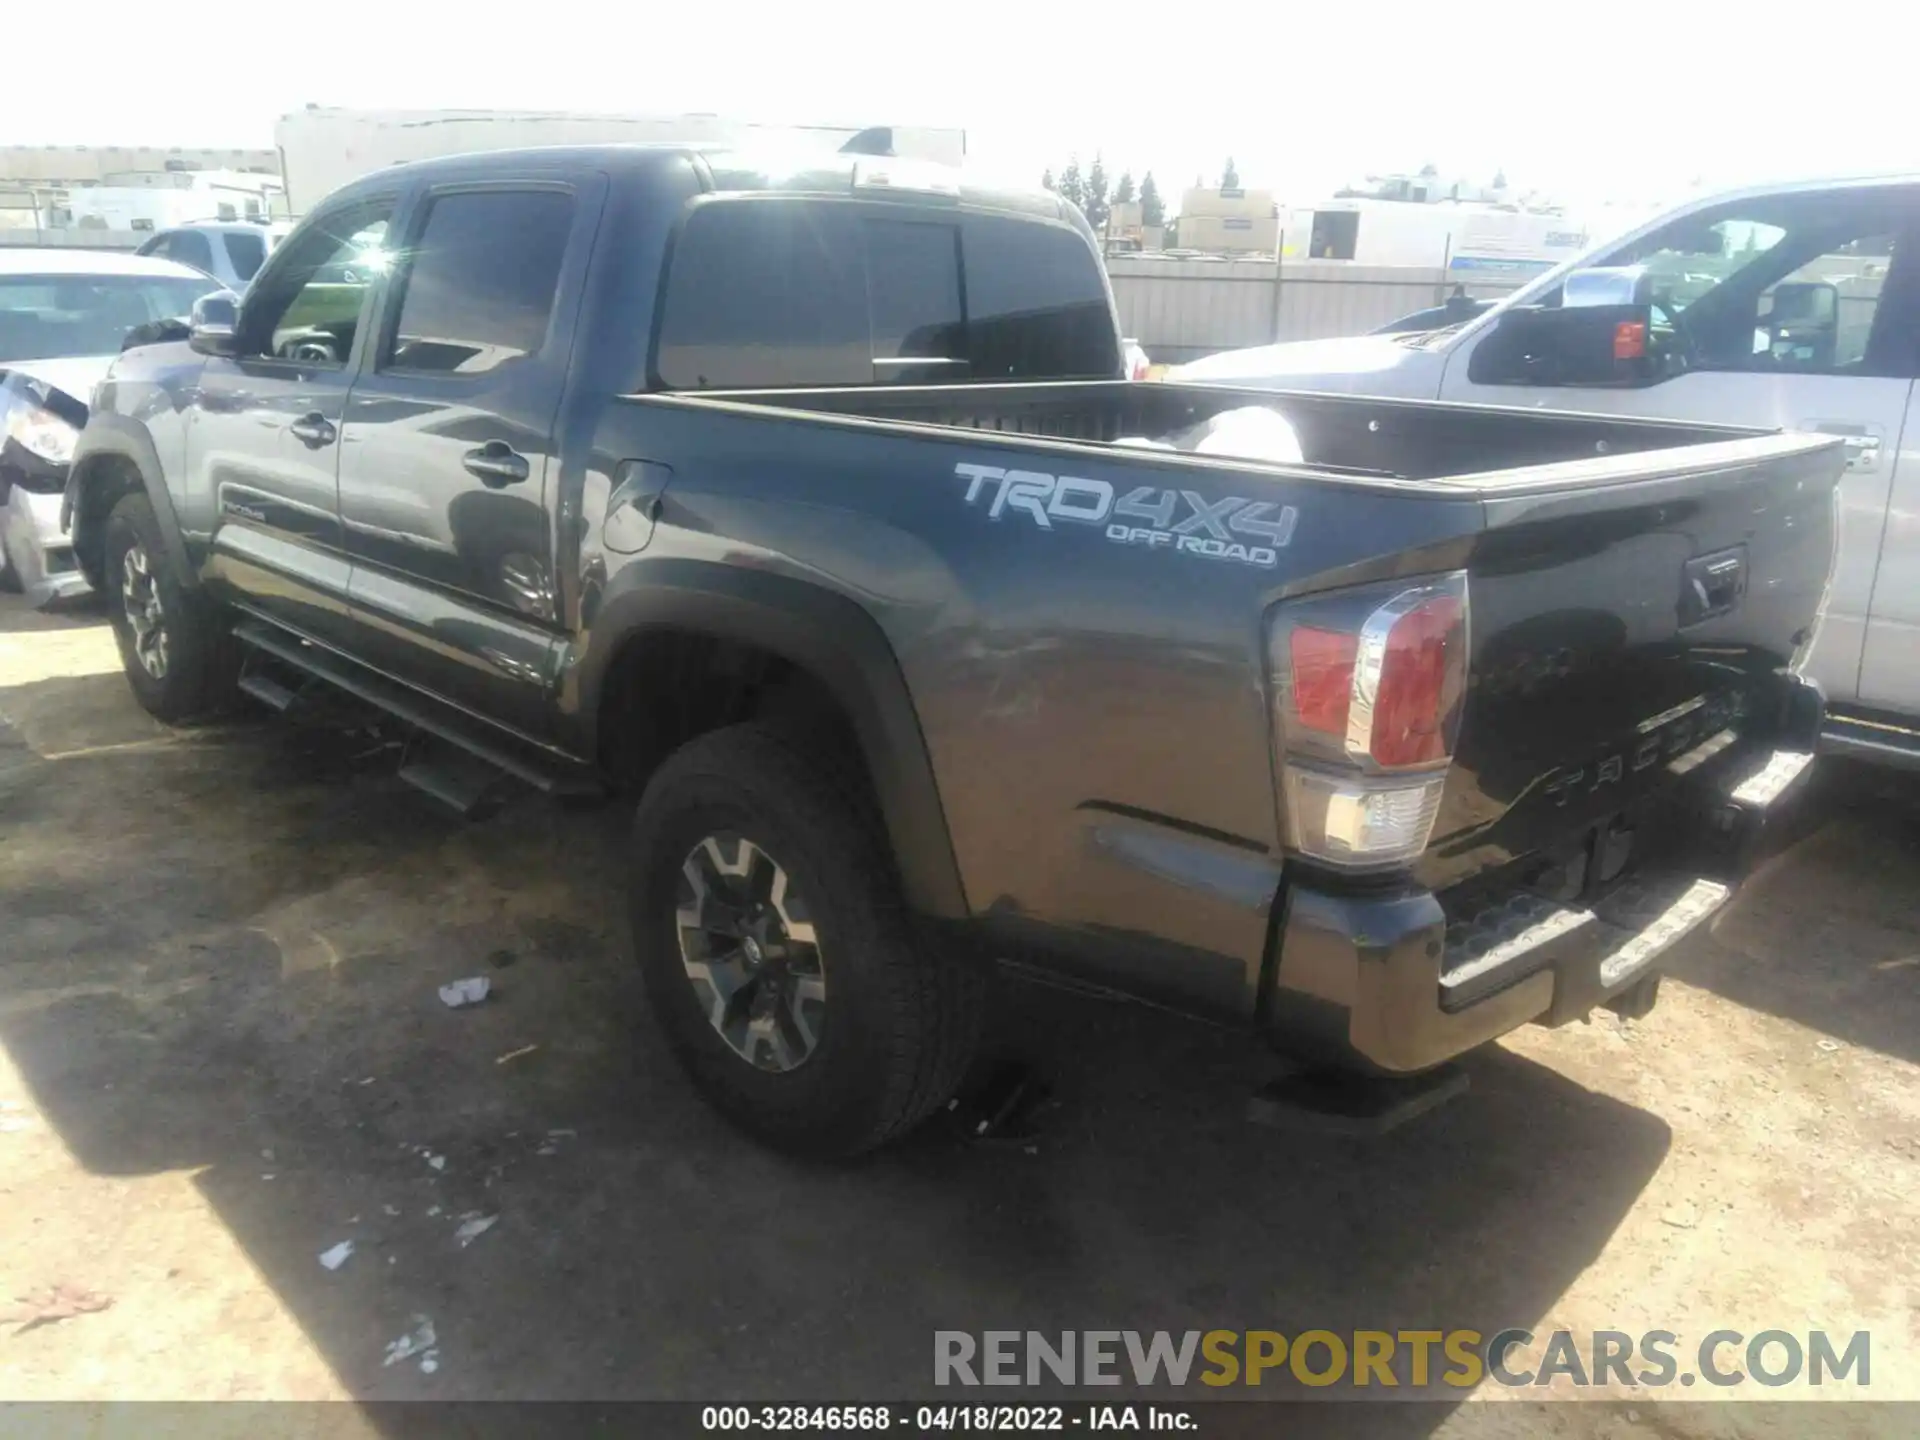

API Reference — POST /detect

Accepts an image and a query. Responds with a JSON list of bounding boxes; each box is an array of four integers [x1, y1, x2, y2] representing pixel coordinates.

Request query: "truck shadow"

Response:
[[1669, 758, 1920, 1067], [3, 639, 1662, 1433]]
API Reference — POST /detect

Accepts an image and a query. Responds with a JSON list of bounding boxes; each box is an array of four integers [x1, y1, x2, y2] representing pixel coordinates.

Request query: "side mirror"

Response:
[[1468, 266, 1664, 388], [188, 291, 242, 357]]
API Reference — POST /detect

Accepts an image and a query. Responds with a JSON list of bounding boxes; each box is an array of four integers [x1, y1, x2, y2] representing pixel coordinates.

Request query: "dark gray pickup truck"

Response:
[[64, 143, 1839, 1155]]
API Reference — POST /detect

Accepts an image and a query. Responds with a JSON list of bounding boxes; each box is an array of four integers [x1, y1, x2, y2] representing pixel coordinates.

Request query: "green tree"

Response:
[[1085, 153, 1111, 230], [1221, 157, 1240, 189], [1058, 156, 1086, 211], [1138, 172, 1164, 227], [1113, 170, 1136, 207]]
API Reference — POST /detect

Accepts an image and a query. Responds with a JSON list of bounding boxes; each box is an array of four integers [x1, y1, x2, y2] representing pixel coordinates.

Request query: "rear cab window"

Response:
[[653, 198, 1118, 389]]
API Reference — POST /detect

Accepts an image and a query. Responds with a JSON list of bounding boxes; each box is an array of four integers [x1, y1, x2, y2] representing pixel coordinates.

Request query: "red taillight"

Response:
[[1289, 626, 1357, 736], [1367, 595, 1464, 766], [1268, 573, 1469, 869], [1613, 320, 1647, 361]]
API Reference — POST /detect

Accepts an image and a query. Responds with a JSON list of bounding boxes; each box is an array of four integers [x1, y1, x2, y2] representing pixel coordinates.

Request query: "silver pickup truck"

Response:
[[1177, 172, 1920, 771]]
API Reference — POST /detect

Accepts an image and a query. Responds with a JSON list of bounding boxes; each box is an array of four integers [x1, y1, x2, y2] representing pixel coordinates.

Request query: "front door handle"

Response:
[[289, 412, 336, 448], [462, 442, 531, 488]]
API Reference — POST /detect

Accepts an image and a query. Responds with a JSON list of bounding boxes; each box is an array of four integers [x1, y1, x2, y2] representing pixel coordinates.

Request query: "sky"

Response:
[[8, 0, 1920, 222]]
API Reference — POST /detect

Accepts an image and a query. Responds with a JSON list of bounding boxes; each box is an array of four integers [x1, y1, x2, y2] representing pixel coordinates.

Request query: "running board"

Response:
[[230, 616, 604, 802], [1822, 712, 1920, 773], [237, 670, 300, 714], [399, 744, 509, 820]]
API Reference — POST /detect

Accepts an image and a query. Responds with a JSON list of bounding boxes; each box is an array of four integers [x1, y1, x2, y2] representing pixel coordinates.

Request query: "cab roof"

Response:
[[334, 142, 1080, 227]]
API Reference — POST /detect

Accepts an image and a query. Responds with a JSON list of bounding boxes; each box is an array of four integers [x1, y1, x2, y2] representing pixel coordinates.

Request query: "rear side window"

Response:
[[381, 189, 574, 376], [655, 198, 1117, 388], [224, 231, 267, 282]]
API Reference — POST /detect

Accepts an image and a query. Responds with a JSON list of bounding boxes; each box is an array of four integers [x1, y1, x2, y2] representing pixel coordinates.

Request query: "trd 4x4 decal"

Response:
[[955, 462, 1297, 569]]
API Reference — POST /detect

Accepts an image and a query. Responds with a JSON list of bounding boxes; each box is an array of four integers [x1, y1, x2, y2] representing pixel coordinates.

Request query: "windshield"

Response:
[[0, 274, 219, 361]]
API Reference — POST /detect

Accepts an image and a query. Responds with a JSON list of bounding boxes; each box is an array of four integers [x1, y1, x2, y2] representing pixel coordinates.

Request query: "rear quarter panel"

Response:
[[577, 398, 1485, 1020]]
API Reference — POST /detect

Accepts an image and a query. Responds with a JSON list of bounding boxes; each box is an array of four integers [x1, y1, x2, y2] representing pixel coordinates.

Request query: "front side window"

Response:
[[1550, 187, 1917, 376], [245, 201, 394, 366], [380, 189, 574, 376]]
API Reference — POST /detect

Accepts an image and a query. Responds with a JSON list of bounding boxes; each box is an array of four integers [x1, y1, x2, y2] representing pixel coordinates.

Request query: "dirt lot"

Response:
[[2, 595, 1917, 1435]]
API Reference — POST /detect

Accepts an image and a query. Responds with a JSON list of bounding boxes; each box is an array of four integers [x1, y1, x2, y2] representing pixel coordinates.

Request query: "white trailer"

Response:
[[274, 107, 967, 214], [1281, 198, 1589, 279]]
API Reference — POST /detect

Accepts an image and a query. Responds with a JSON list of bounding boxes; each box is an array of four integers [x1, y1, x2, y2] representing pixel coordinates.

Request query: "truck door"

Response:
[[1439, 184, 1920, 710], [335, 173, 604, 740], [1859, 383, 1920, 712], [190, 195, 397, 652]]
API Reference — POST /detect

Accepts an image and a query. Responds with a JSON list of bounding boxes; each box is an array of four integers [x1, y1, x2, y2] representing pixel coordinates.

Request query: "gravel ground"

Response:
[[2, 598, 1915, 1437]]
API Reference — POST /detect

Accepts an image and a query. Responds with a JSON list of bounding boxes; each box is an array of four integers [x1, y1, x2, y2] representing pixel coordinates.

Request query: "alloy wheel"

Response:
[[675, 833, 826, 1072], [120, 542, 169, 679]]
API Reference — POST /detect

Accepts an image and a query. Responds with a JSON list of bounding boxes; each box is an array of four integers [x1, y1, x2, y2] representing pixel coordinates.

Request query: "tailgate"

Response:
[[1417, 431, 1841, 897]]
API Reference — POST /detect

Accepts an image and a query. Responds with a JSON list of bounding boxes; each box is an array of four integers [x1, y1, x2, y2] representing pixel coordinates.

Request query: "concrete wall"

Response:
[[1108, 254, 1527, 361]]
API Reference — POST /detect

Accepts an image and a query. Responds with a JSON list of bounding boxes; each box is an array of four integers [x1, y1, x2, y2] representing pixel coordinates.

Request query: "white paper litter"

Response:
[[438, 977, 491, 1008], [318, 1241, 355, 1271], [453, 1214, 498, 1249], [383, 1315, 437, 1368], [1173, 406, 1305, 465]]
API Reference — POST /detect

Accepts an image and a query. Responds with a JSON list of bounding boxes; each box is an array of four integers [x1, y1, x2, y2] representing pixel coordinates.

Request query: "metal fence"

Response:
[[1108, 255, 1530, 364]]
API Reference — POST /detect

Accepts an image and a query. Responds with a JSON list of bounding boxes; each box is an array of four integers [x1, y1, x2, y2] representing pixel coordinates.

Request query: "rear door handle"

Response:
[[289, 413, 336, 447], [1806, 421, 1882, 473], [462, 442, 531, 488]]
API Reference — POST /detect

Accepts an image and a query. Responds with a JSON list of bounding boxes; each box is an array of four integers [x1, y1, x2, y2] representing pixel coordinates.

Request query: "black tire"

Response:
[[631, 723, 985, 1158], [0, 532, 20, 594], [102, 492, 239, 721]]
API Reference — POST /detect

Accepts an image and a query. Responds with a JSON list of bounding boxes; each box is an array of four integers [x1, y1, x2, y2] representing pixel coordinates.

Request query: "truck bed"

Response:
[[678, 378, 1768, 484], [612, 379, 1841, 1030]]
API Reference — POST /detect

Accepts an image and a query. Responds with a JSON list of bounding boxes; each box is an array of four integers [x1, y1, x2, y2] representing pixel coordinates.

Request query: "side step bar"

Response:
[[1822, 711, 1920, 773], [230, 615, 604, 804], [237, 670, 301, 714]]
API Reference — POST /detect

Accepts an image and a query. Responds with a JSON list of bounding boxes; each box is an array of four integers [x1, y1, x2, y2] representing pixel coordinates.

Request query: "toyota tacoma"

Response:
[[63, 143, 1838, 1155]]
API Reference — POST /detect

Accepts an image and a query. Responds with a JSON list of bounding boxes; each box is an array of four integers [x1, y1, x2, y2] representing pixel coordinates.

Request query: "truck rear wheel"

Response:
[[103, 492, 239, 722], [630, 722, 983, 1158]]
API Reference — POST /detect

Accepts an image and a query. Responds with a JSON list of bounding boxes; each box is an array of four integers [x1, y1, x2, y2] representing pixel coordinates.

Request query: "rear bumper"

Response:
[[1265, 731, 1818, 1075]]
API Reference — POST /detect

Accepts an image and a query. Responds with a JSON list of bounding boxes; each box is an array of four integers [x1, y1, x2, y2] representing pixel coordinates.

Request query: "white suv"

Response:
[[136, 220, 293, 290]]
